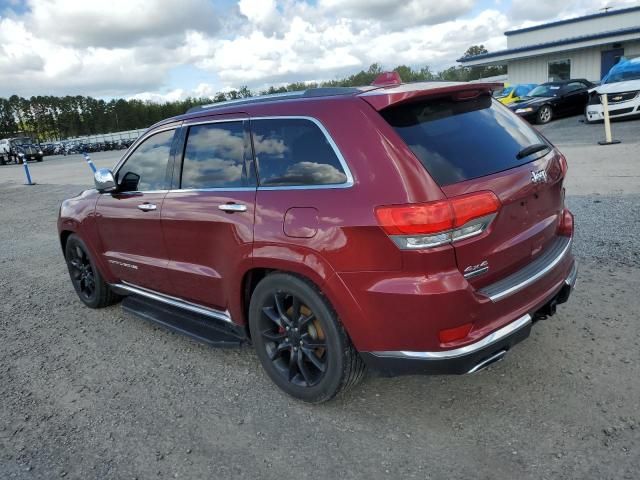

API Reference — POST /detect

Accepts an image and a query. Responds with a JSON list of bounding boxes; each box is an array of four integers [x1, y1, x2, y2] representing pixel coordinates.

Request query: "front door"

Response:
[[161, 116, 256, 312], [601, 48, 624, 79], [96, 127, 177, 293]]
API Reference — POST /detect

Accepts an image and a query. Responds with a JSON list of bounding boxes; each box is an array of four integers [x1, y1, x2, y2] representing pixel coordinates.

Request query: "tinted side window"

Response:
[[251, 118, 348, 187], [565, 82, 586, 93], [382, 96, 544, 186], [181, 122, 247, 189], [118, 130, 175, 192]]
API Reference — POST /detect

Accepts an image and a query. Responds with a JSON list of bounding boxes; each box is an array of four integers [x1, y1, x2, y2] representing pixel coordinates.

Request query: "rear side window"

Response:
[[381, 95, 545, 186], [251, 118, 348, 187], [181, 122, 247, 189]]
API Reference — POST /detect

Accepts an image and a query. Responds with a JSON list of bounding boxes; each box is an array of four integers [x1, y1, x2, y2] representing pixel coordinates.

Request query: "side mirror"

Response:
[[94, 168, 117, 193]]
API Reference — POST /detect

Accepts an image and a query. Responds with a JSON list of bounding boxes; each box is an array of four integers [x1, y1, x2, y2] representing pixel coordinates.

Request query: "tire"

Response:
[[0, 156, 5, 166], [248, 273, 365, 403], [64, 234, 120, 308], [536, 105, 553, 124]]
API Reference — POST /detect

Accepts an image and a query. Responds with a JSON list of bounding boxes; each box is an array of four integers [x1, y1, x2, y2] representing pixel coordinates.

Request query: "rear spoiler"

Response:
[[358, 82, 503, 111]]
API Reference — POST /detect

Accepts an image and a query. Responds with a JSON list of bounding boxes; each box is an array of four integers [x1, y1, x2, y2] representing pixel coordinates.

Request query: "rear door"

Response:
[[161, 114, 256, 311], [378, 92, 566, 287]]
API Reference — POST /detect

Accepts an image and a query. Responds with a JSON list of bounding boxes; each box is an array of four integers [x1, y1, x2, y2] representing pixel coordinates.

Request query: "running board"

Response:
[[121, 295, 248, 348]]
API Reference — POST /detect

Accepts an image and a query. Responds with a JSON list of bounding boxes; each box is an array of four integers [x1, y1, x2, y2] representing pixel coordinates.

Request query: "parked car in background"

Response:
[[495, 84, 537, 105], [508, 79, 593, 124], [0, 137, 43, 165], [586, 57, 640, 123]]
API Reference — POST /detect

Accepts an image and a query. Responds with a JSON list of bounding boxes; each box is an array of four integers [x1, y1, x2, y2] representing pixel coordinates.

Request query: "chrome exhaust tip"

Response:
[[467, 349, 508, 374]]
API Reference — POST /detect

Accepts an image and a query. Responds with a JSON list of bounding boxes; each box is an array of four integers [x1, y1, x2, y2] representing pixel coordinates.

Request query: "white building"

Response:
[[459, 6, 640, 84]]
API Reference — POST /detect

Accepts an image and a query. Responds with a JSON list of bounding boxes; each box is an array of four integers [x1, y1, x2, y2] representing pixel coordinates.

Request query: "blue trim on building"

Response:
[[505, 6, 640, 36], [458, 26, 640, 63]]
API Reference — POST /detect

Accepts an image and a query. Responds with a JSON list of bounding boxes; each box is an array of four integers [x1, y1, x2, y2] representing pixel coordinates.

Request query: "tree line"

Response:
[[0, 46, 504, 142]]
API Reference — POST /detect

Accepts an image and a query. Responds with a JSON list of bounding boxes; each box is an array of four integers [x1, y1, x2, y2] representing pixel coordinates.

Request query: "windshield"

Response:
[[12, 137, 33, 145], [605, 70, 640, 83], [527, 85, 562, 97], [494, 86, 513, 97]]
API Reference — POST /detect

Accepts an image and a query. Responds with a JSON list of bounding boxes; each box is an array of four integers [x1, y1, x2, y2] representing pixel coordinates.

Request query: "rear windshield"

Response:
[[381, 95, 545, 186]]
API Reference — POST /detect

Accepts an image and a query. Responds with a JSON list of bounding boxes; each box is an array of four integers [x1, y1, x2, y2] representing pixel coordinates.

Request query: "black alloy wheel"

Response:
[[259, 290, 328, 388], [64, 234, 119, 308], [67, 242, 97, 302], [249, 273, 365, 403]]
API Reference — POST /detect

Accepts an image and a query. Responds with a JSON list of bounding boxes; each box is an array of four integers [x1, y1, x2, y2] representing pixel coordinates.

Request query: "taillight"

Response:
[[375, 191, 500, 250], [557, 208, 574, 237]]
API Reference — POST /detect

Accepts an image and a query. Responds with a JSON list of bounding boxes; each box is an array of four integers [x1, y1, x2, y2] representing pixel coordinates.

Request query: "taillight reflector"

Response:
[[439, 323, 473, 344], [557, 208, 574, 237]]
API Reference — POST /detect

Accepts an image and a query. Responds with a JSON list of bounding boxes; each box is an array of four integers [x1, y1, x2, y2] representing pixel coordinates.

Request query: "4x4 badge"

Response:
[[531, 170, 547, 184]]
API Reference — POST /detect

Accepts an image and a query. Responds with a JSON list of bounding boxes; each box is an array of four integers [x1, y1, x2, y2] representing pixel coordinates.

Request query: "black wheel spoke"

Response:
[[297, 352, 313, 386], [288, 349, 298, 381], [69, 259, 82, 270], [262, 306, 283, 328], [292, 297, 301, 323], [299, 313, 315, 328], [301, 333, 326, 349], [262, 329, 286, 342], [302, 347, 326, 373], [269, 341, 290, 361]]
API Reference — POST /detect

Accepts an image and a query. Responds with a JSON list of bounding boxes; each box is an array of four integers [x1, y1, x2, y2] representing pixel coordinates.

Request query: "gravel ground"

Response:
[[1, 121, 639, 479]]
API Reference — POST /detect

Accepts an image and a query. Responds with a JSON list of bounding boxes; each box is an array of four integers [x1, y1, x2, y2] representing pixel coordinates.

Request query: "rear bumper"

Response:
[[360, 262, 577, 376]]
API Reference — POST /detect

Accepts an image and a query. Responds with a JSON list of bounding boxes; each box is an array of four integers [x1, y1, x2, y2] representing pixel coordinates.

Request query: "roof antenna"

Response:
[[600, 6, 613, 13]]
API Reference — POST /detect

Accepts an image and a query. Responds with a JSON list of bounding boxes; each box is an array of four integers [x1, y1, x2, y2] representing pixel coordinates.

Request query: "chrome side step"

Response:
[[113, 282, 233, 324]]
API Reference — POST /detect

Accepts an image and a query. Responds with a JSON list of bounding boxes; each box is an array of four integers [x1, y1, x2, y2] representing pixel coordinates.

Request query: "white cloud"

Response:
[[509, 0, 640, 21], [28, 0, 221, 47], [319, 0, 476, 28], [1, 0, 638, 100]]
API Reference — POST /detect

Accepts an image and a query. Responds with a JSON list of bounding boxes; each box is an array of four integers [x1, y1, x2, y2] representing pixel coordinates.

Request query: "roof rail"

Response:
[[185, 87, 365, 114]]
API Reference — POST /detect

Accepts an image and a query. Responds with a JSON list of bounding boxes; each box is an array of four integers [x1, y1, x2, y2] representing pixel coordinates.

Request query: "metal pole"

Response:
[[83, 152, 97, 173], [23, 157, 35, 185], [598, 93, 621, 145]]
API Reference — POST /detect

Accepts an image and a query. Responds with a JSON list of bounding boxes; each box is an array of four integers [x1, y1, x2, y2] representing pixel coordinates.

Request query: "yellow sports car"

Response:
[[495, 84, 537, 105]]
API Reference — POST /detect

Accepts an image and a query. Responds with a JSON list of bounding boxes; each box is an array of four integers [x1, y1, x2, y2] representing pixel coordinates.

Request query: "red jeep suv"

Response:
[[58, 80, 577, 403]]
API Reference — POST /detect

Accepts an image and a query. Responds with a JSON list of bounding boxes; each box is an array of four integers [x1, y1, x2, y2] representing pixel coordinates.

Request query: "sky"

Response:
[[0, 0, 638, 101]]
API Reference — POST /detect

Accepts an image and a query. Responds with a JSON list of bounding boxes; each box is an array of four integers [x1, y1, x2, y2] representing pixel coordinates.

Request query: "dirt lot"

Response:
[[1, 117, 639, 479]]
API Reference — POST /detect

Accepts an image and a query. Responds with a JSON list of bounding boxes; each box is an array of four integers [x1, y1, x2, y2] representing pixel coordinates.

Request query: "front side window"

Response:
[[181, 122, 247, 189], [117, 129, 175, 192], [251, 118, 348, 187], [548, 59, 571, 81]]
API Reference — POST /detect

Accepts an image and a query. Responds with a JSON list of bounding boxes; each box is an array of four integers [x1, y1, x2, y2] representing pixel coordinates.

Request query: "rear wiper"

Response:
[[516, 143, 550, 160]]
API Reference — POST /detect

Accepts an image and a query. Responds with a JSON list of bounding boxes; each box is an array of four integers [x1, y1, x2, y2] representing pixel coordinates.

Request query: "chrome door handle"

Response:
[[137, 203, 157, 211], [218, 203, 247, 213]]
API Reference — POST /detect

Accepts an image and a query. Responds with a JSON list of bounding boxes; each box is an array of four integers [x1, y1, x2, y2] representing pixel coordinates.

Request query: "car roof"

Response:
[[149, 80, 501, 130]]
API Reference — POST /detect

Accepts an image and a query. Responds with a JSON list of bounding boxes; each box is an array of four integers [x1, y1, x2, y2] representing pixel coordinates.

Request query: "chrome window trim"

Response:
[[169, 187, 257, 193], [250, 115, 355, 191], [113, 281, 233, 324], [480, 237, 572, 302], [371, 314, 532, 360]]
